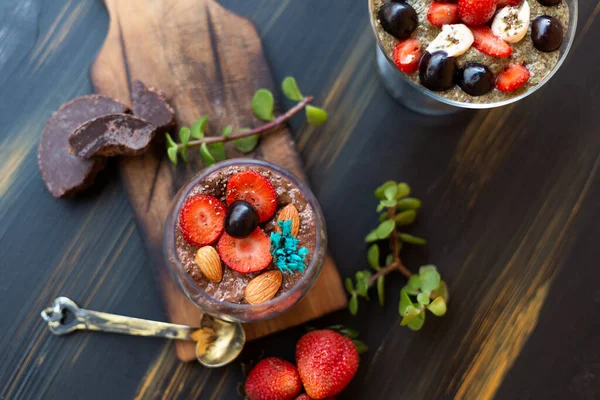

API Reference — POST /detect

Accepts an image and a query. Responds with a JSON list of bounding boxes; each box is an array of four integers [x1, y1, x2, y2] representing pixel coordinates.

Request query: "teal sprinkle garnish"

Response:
[[270, 220, 308, 274]]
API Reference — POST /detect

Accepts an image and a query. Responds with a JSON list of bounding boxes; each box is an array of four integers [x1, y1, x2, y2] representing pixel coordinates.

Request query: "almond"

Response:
[[195, 246, 222, 283], [275, 204, 300, 236], [245, 270, 283, 304]]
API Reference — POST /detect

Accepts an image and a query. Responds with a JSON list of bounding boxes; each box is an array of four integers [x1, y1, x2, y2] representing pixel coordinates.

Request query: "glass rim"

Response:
[[163, 158, 327, 315], [368, 0, 579, 109]]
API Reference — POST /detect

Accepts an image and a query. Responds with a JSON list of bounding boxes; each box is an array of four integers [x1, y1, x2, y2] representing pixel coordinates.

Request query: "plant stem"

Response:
[[366, 259, 412, 286], [179, 96, 314, 149], [386, 206, 413, 278]]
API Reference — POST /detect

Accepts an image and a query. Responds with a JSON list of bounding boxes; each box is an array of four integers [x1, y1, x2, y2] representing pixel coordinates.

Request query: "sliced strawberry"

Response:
[[496, 0, 522, 7], [217, 228, 272, 273], [496, 63, 530, 92], [471, 25, 513, 57], [179, 194, 226, 246], [458, 0, 496, 25], [226, 171, 277, 223], [427, 3, 459, 27], [393, 39, 423, 74]]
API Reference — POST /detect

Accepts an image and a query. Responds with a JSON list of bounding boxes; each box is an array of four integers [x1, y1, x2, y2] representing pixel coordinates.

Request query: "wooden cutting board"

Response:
[[90, 0, 347, 361]]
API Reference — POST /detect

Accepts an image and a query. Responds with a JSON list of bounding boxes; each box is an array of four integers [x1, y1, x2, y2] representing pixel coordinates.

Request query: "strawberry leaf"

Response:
[[352, 340, 368, 354]]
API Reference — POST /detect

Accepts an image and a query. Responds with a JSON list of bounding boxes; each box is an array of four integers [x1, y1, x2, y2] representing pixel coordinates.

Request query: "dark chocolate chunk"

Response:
[[131, 80, 176, 132], [37, 95, 129, 198], [68, 114, 157, 158]]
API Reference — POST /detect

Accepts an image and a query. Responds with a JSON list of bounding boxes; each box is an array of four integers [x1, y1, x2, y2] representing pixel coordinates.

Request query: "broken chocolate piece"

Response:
[[37, 95, 129, 198], [68, 114, 157, 158], [131, 80, 176, 132]]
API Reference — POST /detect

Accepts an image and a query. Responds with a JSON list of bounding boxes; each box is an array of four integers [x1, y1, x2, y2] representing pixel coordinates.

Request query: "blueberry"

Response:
[[537, 0, 561, 6], [532, 16, 563, 52], [456, 62, 495, 96], [225, 201, 259, 238], [377, 1, 418, 40], [419, 51, 457, 92]]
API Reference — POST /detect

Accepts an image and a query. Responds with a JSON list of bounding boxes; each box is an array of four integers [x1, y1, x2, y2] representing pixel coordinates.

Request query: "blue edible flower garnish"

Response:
[[270, 220, 308, 274]]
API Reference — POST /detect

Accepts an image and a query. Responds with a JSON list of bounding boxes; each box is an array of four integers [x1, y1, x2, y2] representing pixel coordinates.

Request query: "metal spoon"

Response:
[[40, 296, 245, 367]]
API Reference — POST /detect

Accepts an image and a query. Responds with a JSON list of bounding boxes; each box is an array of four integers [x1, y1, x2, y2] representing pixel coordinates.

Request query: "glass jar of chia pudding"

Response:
[[163, 159, 327, 323], [369, 0, 578, 115]]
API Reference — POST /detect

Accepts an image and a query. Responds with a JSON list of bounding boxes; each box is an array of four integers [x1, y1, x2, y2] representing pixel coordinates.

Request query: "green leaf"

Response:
[[349, 294, 358, 315], [281, 76, 303, 102], [305, 105, 328, 126], [179, 145, 189, 164], [190, 116, 208, 139], [419, 265, 441, 292], [432, 281, 449, 303], [344, 277, 354, 294], [399, 233, 426, 245], [417, 292, 430, 306], [222, 125, 233, 137], [200, 143, 216, 166], [385, 254, 394, 266], [400, 305, 421, 326], [407, 311, 425, 331], [384, 184, 398, 200], [339, 328, 359, 339], [355, 271, 371, 298], [380, 199, 397, 208], [375, 220, 395, 239], [352, 340, 368, 354], [395, 210, 417, 226], [375, 181, 397, 200], [233, 129, 260, 153], [397, 197, 422, 211], [377, 276, 385, 306], [167, 146, 178, 165], [251, 89, 274, 121], [396, 182, 411, 199], [365, 230, 379, 243], [427, 297, 447, 316], [305, 326, 316, 332], [178, 126, 191, 146], [407, 275, 421, 290], [398, 289, 413, 316], [207, 142, 226, 161], [327, 324, 345, 331], [367, 244, 380, 270], [165, 133, 177, 149]]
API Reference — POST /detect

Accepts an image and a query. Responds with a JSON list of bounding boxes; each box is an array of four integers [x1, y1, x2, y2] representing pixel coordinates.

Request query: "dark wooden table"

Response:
[[2, 0, 599, 399]]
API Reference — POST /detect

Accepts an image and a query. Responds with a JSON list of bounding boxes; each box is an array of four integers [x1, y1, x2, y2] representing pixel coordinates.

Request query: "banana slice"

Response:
[[426, 24, 474, 57], [491, 1, 530, 44]]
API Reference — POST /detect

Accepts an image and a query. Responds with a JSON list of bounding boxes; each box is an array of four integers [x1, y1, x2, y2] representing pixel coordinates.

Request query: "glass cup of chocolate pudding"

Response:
[[163, 159, 327, 323], [369, 0, 578, 115]]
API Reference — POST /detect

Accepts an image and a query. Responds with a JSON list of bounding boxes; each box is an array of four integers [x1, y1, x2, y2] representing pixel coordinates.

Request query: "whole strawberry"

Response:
[[296, 330, 359, 399], [244, 357, 302, 400]]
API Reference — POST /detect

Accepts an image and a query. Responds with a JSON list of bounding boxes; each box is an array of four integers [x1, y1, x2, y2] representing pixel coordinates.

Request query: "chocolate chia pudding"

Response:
[[371, 0, 571, 103], [174, 164, 317, 304]]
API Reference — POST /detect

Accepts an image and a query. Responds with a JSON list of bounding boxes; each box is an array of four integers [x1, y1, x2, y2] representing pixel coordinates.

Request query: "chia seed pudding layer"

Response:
[[371, 0, 569, 103], [175, 165, 316, 304]]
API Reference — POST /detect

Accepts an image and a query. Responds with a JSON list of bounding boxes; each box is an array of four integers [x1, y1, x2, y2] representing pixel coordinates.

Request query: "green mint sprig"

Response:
[[345, 181, 449, 331], [165, 77, 328, 165]]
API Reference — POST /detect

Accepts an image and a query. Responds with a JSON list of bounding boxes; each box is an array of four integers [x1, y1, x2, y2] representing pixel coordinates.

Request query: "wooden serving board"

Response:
[[90, 0, 346, 361]]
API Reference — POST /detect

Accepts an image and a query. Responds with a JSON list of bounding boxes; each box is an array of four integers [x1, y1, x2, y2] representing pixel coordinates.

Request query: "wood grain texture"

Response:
[[2, 0, 600, 398], [89, 0, 346, 362]]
